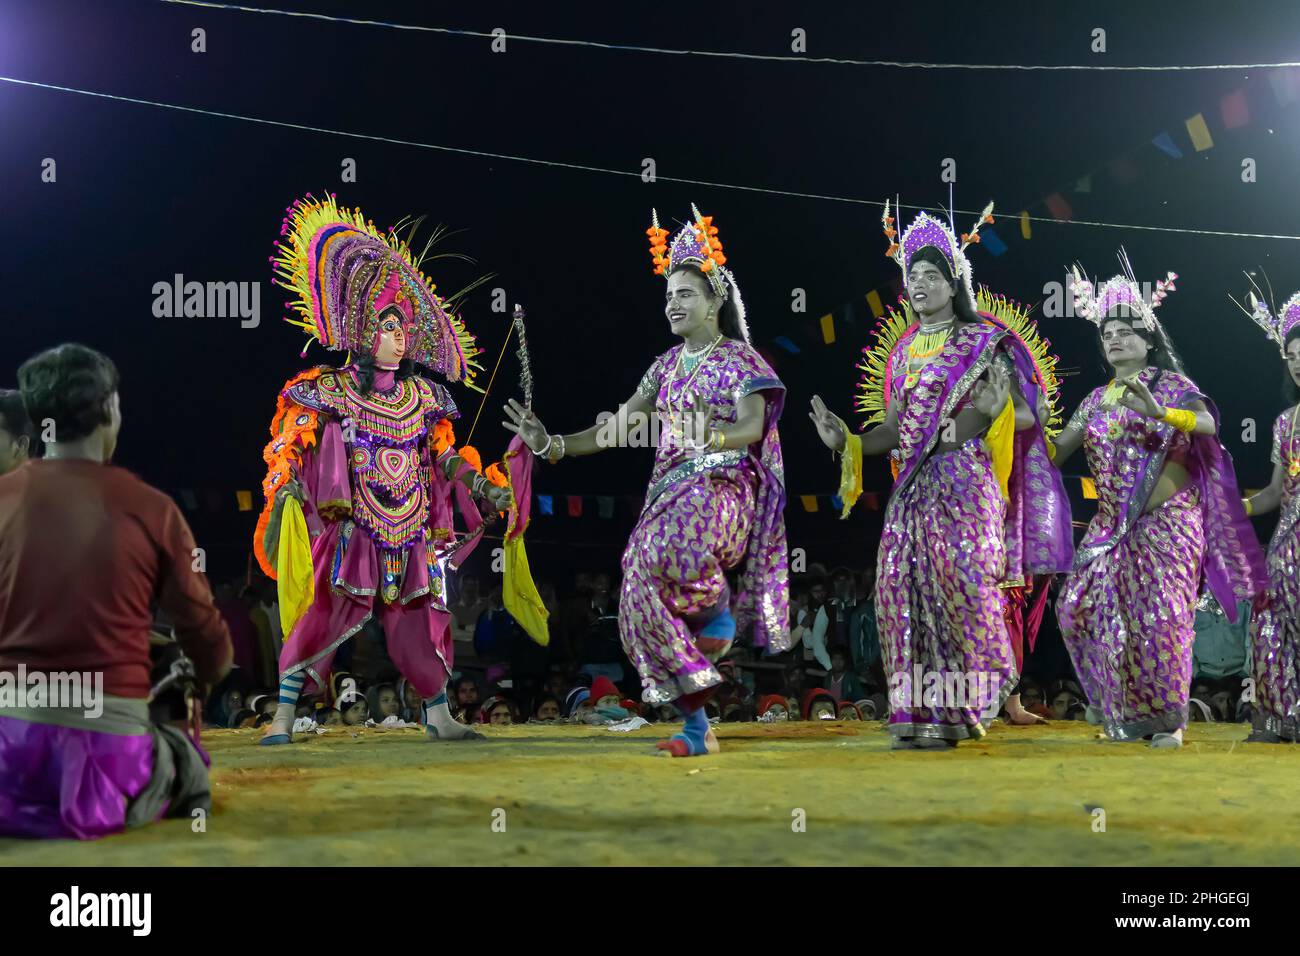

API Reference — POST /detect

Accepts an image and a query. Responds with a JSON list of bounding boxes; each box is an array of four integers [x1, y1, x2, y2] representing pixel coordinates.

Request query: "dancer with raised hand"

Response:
[[810, 200, 1073, 749], [1050, 255, 1265, 747], [1236, 284, 1300, 741], [503, 205, 789, 757]]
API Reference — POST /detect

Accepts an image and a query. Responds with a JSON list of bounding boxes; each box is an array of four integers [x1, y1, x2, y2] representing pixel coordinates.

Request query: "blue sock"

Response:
[[278, 672, 305, 705], [699, 608, 735, 640], [674, 705, 711, 754]]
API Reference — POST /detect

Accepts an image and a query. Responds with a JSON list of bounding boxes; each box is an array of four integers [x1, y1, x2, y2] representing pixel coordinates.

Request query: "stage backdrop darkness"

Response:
[[2, 0, 1297, 587]]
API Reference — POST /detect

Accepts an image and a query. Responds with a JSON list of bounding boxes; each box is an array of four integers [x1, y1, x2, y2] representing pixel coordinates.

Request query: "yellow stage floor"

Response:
[[3, 721, 1298, 866]]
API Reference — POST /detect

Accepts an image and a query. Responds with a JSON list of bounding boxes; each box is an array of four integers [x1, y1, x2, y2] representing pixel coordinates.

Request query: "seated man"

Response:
[[0, 388, 36, 476], [0, 344, 232, 839]]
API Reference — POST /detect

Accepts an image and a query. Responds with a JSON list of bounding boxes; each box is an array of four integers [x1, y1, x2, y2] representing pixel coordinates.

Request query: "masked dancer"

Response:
[[255, 193, 513, 745]]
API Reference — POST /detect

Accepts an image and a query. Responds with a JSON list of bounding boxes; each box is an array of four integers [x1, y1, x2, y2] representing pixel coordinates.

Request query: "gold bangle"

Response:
[[1160, 406, 1197, 434]]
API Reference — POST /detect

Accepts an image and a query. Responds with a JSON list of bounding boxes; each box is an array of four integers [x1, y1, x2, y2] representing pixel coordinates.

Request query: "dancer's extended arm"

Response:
[[1244, 460, 1285, 517], [502, 392, 654, 461]]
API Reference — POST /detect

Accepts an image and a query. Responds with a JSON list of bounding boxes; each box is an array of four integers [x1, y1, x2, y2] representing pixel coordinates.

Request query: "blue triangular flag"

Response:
[[537, 494, 553, 515], [1151, 131, 1183, 158], [773, 335, 801, 354], [979, 227, 1006, 257]]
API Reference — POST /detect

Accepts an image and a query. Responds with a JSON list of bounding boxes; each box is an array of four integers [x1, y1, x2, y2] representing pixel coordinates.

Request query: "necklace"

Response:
[[683, 334, 722, 358], [903, 323, 953, 390], [679, 335, 722, 377]]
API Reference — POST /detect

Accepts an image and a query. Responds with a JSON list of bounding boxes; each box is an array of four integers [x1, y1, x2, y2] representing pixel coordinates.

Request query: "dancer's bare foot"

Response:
[[656, 728, 720, 757], [1004, 694, 1047, 725]]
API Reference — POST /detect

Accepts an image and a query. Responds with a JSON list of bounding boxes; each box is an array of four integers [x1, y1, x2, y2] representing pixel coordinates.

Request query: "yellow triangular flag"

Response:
[[820, 313, 836, 344], [1186, 113, 1214, 151], [1019, 210, 1031, 240], [866, 290, 884, 318], [1080, 477, 1098, 500], [801, 495, 820, 513]]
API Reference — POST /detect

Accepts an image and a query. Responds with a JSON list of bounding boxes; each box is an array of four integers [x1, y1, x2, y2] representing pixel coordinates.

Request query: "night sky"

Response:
[[4, 0, 1299, 584]]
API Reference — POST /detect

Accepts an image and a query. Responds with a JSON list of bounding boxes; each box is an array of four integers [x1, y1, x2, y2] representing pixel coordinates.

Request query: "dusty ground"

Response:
[[2, 720, 1297, 866]]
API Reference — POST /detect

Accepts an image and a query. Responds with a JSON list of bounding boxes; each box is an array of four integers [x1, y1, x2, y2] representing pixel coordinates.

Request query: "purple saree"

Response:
[[620, 337, 789, 704], [1251, 409, 1300, 740], [1058, 367, 1265, 740], [877, 319, 1073, 741]]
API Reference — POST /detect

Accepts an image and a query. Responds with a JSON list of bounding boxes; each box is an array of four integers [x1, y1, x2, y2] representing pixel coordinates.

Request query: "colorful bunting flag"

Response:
[[537, 494, 553, 515], [1185, 113, 1213, 151], [980, 227, 1006, 257], [596, 495, 615, 519], [236, 490, 253, 512], [800, 495, 819, 513], [1151, 131, 1183, 158], [1044, 193, 1073, 221], [1220, 89, 1249, 129], [1080, 477, 1098, 500], [566, 495, 583, 517], [866, 289, 884, 318], [179, 489, 199, 511], [1269, 68, 1298, 106], [819, 313, 835, 344], [1074, 174, 1092, 194], [1019, 210, 1031, 240], [773, 335, 800, 354]]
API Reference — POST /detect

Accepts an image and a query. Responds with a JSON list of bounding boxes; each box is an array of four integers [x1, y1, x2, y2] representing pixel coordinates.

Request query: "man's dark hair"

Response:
[[17, 344, 120, 443], [0, 389, 36, 444]]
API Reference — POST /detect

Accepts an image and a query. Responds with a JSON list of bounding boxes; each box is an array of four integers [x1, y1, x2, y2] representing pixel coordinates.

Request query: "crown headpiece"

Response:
[[1068, 248, 1177, 334], [1229, 272, 1300, 357], [646, 203, 750, 343], [883, 198, 994, 311], [271, 192, 481, 383]]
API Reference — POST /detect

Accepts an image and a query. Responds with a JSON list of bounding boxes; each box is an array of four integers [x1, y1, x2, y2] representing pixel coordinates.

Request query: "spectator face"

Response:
[[1051, 691, 1073, 720], [342, 701, 368, 725], [838, 704, 860, 721], [1022, 687, 1044, 709], [810, 583, 827, 605], [457, 680, 479, 707], [830, 651, 846, 674], [595, 693, 621, 709], [377, 687, 401, 718], [536, 699, 560, 720], [785, 697, 800, 717], [489, 702, 513, 725], [833, 574, 852, 600], [810, 700, 836, 721], [403, 683, 422, 714], [765, 703, 788, 720], [321, 708, 342, 725]]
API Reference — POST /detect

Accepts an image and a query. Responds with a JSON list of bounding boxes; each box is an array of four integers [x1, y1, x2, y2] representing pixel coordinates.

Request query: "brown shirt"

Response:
[[0, 459, 232, 698]]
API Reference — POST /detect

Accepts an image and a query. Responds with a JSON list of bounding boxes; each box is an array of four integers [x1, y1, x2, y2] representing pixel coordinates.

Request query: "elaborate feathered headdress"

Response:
[[1067, 249, 1177, 332], [271, 192, 482, 383], [1229, 272, 1300, 357], [646, 204, 750, 343], [1068, 249, 1183, 371], [883, 198, 995, 311]]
